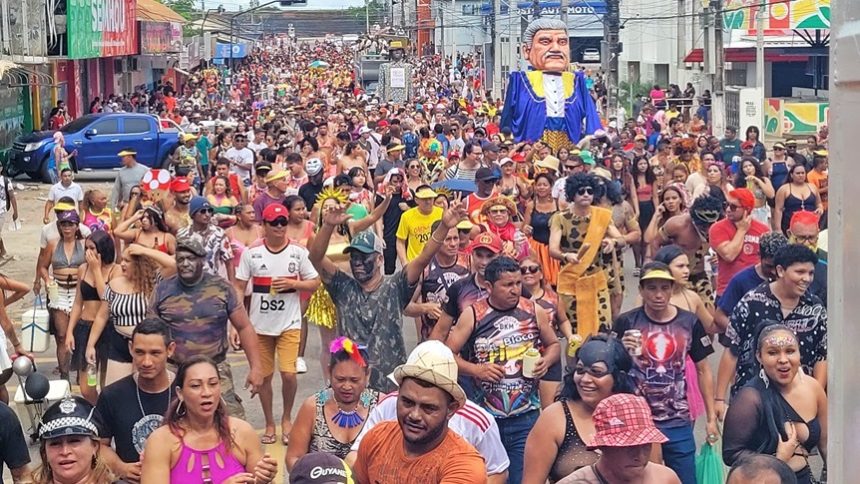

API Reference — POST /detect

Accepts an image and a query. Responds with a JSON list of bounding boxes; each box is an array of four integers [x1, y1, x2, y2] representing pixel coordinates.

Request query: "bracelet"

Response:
[[715, 398, 725, 402], [431, 233, 445, 244]]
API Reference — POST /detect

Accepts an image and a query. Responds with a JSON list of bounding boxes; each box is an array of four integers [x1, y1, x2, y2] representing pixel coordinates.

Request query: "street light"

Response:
[[229, 0, 307, 70], [200, 5, 224, 66]]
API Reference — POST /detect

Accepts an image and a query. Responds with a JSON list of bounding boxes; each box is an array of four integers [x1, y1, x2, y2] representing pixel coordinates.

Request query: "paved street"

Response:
[[0, 173, 822, 482]]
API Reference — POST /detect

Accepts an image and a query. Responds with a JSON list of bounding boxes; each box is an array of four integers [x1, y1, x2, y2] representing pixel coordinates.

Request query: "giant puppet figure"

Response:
[[500, 19, 602, 152], [378, 39, 413, 104]]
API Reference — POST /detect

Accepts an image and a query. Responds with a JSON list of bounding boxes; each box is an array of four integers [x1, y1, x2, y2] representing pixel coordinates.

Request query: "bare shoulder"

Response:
[[229, 416, 256, 437], [146, 425, 180, 449], [649, 462, 682, 483], [663, 213, 688, 233]]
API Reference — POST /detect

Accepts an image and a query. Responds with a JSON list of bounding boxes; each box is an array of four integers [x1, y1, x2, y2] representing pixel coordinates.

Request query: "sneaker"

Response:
[[296, 357, 308, 374]]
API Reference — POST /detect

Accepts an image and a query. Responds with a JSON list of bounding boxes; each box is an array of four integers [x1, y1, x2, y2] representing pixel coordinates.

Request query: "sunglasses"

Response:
[[520, 266, 540, 274], [489, 208, 509, 215], [724, 202, 742, 211], [197, 208, 214, 215], [576, 187, 594, 196], [266, 217, 289, 227], [564, 164, 580, 170]]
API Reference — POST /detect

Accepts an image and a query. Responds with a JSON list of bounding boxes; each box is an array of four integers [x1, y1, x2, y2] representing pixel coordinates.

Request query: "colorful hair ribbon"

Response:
[[330, 336, 367, 367]]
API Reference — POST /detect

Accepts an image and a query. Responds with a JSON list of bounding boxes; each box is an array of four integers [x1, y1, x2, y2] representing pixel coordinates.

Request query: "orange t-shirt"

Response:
[[806, 169, 828, 210], [353, 421, 487, 484]]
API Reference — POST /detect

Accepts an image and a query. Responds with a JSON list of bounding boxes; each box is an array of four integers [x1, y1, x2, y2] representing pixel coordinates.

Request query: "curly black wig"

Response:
[[565, 172, 605, 202]]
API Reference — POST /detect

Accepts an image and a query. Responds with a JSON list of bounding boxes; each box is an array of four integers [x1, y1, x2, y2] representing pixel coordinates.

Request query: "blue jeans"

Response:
[[496, 410, 539, 484], [659, 423, 697, 484]]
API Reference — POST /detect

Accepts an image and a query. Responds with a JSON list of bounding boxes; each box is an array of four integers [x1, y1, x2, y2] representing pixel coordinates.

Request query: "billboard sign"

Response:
[[67, 0, 138, 59], [140, 21, 183, 54], [723, 0, 830, 31], [480, 1, 607, 16], [214, 43, 247, 59]]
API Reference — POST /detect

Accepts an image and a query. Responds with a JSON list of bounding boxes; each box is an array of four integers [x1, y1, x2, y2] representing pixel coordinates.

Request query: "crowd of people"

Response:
[[0, 33, 831, 484]]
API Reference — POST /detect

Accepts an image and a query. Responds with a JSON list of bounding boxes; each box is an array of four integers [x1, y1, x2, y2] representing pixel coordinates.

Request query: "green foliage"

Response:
[[345, 0, 383, 19], [617, 79, 653, 108], [158, 0, 197, 20]]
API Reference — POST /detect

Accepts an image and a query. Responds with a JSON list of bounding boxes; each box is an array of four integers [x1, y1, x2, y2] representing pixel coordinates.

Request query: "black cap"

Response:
[[290, 452, 353, 484], [475, 167, 500, 182], [39, 396, 99, 440]]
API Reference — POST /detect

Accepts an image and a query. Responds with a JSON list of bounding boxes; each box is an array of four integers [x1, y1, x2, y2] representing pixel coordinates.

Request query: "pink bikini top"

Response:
[[169, 440, 246, 484]]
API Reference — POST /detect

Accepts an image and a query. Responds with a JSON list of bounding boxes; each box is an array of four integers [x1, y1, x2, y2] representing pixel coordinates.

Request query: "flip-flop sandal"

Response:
[[282, 434, 290, 446], [260, 434, 277, 445]]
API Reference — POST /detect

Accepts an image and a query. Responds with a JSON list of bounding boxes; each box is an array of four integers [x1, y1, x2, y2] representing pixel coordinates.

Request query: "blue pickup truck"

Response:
[[6, 113, 182, 182]]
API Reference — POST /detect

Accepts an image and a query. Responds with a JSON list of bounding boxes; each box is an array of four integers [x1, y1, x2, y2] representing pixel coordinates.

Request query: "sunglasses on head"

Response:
[[266, 217, 289, 226], [576, 187, 594, 196], [520, 265, 540, 274]]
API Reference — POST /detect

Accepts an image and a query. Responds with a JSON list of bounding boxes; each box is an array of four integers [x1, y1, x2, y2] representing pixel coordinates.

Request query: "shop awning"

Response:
[[684, 48, 810, 63], [137, 0, 186, 23]]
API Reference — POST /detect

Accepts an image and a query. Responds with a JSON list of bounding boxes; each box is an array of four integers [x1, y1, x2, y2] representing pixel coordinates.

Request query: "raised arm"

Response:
[[114, 210, 144, 242], [348, 187, 393, 234], [309, 212, 345, 284]]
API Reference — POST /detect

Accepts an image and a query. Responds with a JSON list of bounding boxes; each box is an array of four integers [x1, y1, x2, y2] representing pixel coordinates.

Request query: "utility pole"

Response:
[[711, 0, 725, 135], [677, 0, 686, 81], [492, 0, 502, 99], [451, 0, 457, 63], [560, 0, 568, 23], [532, 0, 540, 19], [605, 0, 620, 116], [702, 0, 713, 110], [756, 0, 766, 129]]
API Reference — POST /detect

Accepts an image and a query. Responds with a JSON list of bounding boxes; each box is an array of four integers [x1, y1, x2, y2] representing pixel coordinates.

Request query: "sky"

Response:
[[214, 0, 367, 10]]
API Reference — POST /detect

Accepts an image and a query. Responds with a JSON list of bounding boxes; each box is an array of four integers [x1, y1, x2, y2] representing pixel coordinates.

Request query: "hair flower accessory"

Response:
[[330, 336, 367, 367]]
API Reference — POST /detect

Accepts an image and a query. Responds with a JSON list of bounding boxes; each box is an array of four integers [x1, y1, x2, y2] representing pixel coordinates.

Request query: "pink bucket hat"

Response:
[[587, 394, 668, 448]]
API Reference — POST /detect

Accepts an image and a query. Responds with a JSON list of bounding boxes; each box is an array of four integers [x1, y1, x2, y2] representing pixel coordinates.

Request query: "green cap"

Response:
[[580, 151, 595, 166], [344, 230, 385, 255]]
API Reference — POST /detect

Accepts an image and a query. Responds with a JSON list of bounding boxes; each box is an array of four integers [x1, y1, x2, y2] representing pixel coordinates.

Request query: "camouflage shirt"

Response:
[[148, 273, 239, 365], [326, 269, 417, 393]]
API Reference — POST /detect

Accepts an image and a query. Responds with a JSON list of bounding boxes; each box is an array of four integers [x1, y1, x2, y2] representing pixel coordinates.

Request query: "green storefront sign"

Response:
[[67, 0, 138, 59]]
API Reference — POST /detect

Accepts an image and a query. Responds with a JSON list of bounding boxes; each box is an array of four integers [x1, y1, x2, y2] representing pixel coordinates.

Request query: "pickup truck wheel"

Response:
[[36, 156, 53, 183]]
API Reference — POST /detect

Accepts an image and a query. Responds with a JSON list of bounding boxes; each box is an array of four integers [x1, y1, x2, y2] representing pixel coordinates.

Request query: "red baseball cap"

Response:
[[467, 232, 503, 254], [377, 120, 389, 128], [741, 140, 755, 149], [169, 177, 191, 193], [262, 204, 288, 222], [587, 394, 668, 449], [728, 188, 756, 211]]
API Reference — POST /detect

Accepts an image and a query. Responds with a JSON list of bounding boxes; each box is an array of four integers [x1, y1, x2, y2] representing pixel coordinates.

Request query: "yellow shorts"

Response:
[[258, 330, 301, 376]]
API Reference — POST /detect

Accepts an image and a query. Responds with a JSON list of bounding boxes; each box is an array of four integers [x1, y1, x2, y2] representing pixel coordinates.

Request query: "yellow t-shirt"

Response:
[[396, 206, 443, 261]]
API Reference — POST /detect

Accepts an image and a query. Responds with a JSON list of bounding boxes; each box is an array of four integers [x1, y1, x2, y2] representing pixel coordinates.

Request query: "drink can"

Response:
[[522, 347, 541, 378], [567, 334, 583, 357], [625, 329, 643, 356]]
